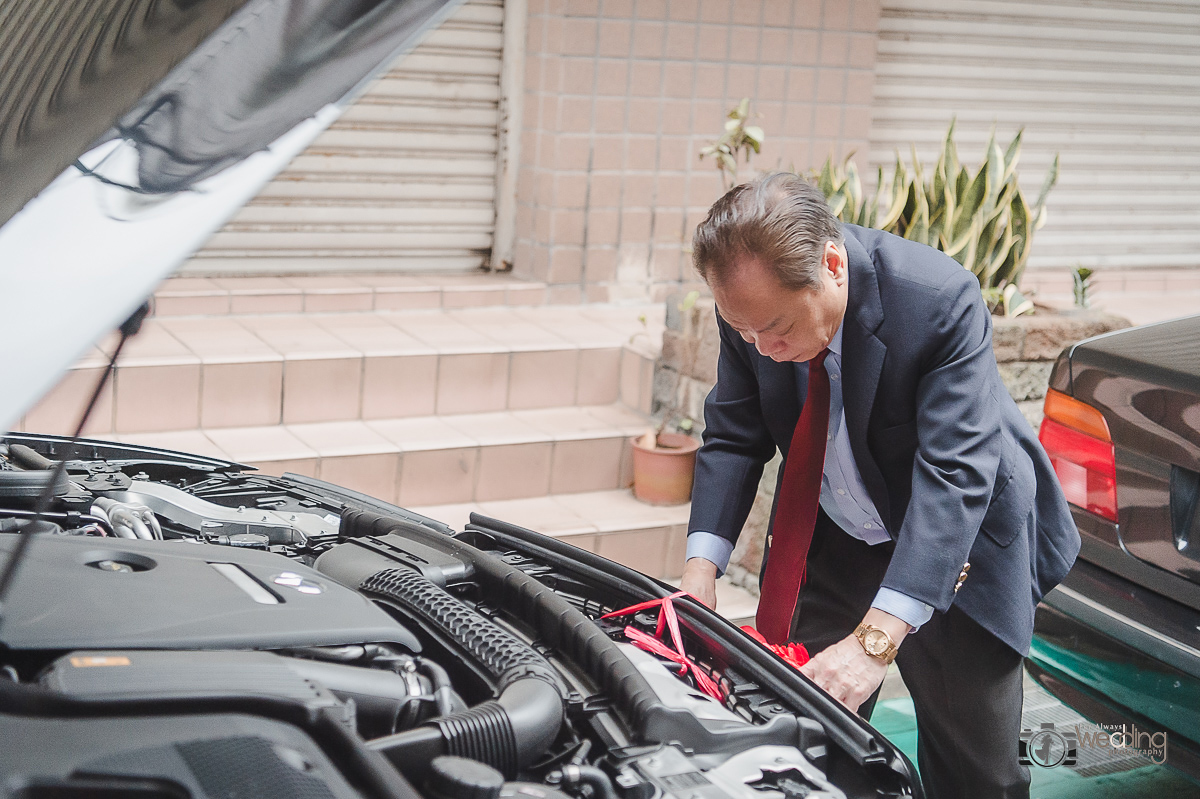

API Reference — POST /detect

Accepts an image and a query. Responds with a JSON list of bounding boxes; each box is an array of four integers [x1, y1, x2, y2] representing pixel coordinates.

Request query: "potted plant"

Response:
[[631, 291, 703, 505]]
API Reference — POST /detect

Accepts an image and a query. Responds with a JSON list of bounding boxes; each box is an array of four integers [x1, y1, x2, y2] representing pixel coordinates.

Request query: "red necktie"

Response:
[[756, 348, 831, 644]]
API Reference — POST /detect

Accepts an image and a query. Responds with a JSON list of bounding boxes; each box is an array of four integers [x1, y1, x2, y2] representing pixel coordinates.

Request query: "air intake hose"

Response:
[[360, 568, 564, 779]]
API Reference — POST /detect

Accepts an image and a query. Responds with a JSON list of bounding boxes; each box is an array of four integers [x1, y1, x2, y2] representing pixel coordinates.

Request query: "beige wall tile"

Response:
[[282, 357, 363, 424], [576, 347, 621, 404], [595, 61, 630, 96], [474, 442, 553, 501], [624, 139, 662, 171], [319, 453, 400, 503], [201, 361, 283, 428], [597, 19, 632, 57], [304, 292, 373, 313], [548, 285, 585, 305], [436, 352, 510, 414], [230, 292, 305, 314], [508, 350, 580, 410], [506, 285, 548, 306], [550, 437, 624, 493], [362, 354, 438, 419], [374, 288, 442, 311], [398, 448, 479, 506], [442, 288, 506, 309], [154, 294, 230, 317], [596, 526, 669, 577], [114, 364, 201, 433], [23, 367, 114, 436]]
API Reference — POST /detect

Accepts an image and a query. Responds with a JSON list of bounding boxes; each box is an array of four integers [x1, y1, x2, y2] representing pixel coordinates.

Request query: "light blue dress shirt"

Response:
[[686, 322, 935, 631]]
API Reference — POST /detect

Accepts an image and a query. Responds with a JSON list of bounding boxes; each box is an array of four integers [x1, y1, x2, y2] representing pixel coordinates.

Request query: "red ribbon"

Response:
[[740, 625, 811, 670], [601, 591, 724, 700]]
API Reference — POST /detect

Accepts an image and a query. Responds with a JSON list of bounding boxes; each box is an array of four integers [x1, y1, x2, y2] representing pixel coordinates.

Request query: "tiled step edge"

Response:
[[152, 274, 561, 316]]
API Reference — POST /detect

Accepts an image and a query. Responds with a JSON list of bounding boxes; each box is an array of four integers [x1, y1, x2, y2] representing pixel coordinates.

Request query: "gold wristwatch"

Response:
[[853, 623, 899, 664]]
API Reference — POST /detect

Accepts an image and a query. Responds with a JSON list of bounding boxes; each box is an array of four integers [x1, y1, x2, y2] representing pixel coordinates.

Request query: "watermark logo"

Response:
[[1020, 722, 1077, 768], [1019, 721, 1168, 768]]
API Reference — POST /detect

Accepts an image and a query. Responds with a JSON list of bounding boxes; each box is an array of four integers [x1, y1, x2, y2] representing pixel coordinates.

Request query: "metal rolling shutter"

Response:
[[869, 0, 1200, 271], [184, 0, 503, 274]]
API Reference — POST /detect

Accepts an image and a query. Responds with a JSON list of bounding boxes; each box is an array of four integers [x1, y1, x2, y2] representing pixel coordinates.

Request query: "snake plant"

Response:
[[813, 120, 1058, 314]]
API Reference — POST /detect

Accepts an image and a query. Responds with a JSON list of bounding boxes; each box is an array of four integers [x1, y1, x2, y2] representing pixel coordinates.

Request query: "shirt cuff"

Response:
[[871, 587, 935, 632], [684, 531, 735, 576]]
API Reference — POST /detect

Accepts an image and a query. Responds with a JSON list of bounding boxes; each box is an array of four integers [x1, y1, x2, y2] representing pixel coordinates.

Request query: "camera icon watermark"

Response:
[[1019, 722, 1078, 768], [1019, 721, 1168, 769]]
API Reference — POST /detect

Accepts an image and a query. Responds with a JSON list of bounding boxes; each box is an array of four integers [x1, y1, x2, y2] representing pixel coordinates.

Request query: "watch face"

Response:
[[863, 629, 889, 655]]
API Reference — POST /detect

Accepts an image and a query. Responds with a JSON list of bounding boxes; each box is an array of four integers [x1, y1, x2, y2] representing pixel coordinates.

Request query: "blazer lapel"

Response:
[[840, 230, 892, 529]]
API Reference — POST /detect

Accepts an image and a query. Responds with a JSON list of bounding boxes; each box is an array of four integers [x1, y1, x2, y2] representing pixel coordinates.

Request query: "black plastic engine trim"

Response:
[[0, 679, 417, 799]]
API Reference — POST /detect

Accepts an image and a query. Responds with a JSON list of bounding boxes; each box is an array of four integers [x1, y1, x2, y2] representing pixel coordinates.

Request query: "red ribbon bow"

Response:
[[601, 591, 724, 701]]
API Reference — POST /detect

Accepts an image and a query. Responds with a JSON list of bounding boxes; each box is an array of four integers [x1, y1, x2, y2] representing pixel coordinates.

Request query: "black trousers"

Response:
[[787, 509, 1031, 799]]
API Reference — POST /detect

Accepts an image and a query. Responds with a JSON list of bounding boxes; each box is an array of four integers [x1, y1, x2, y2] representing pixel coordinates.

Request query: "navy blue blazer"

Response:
[[689, 224, 1081, 655]]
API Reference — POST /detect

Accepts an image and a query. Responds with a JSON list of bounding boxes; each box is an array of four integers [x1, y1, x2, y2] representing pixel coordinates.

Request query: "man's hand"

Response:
[[798, 608, 909, 713], [798, 634, 889, 712], [679, 557, 719, 610]]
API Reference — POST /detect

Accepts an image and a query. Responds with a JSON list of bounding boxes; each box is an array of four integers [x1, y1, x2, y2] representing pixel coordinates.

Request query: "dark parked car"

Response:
[[0, 1, 920, 798], [1029, 313, 1200, 778]]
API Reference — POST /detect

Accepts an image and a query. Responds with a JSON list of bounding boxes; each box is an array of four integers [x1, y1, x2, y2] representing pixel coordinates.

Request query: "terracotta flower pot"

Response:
[[630, 432, 701, 505]]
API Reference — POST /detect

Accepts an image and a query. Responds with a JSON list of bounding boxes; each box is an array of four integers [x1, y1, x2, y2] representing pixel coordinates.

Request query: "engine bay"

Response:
[[0, 433, 918, 799]]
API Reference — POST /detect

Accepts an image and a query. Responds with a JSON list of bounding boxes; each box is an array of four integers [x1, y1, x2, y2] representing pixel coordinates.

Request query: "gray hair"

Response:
[[691, 172, 843, 291]]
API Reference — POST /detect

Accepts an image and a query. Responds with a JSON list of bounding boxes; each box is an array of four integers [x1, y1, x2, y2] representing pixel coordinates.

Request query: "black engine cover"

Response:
[[0, 536, 418, 652]]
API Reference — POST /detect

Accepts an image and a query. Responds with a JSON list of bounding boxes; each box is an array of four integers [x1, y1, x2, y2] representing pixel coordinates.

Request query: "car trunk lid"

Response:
[[1066, 314, 1200, 585]]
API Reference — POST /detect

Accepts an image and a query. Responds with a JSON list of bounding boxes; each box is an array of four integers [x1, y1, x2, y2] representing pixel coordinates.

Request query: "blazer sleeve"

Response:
[[687, 312, 779, 550], [878, 270, 1004, 612]]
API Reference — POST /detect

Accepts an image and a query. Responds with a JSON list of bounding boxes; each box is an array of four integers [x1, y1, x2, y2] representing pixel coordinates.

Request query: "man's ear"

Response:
[[824, 240, 848, 284]]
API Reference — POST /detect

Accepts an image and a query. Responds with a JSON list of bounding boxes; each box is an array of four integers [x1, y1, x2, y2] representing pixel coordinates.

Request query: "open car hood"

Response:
[[0, 0, 460, 432]]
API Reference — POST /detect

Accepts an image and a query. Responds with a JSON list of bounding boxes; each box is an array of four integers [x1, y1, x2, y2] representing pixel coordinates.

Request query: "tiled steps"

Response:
[[14, 268, 738, 586], [16, 295, 704, 581], [109, 404, 650, 507], [415, 493, 760, 621], [18, 305, 662, 437], [411, 490, 690, 580]]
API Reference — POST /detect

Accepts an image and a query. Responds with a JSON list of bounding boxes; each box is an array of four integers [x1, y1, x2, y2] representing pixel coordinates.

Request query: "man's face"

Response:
[[711, 241, 849, 363]]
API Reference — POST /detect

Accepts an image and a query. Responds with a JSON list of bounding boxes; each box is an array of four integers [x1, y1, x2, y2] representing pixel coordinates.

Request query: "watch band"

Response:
[[853, 622, 899, 664]]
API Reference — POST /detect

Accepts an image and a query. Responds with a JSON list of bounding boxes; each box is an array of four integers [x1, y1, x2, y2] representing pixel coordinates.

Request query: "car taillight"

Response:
[[1038, 389, 1117, 522]]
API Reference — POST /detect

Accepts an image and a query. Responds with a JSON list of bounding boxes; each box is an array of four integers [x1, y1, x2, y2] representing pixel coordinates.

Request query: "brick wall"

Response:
[[513, 0, 882, 302]]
